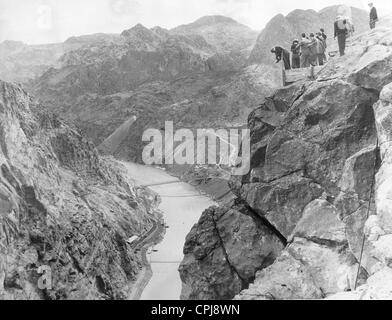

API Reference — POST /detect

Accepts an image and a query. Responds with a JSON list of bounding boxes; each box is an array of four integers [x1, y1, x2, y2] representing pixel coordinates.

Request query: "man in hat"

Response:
[[316, 32, 326, 65], [308, 33, 319, 66], [334, 16, 348, 56], [291, 40, 300, 69], [320, 28, 328, 62], [298, 33, 312, 68], [369, 3, 378, 29]]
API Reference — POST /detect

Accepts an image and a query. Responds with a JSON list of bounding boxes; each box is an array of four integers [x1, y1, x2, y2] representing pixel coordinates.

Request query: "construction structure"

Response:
[[282, 63, 324, 86]]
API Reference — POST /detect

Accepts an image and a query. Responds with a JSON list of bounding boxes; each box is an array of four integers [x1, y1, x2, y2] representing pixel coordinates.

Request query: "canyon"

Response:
[[2, 5, 392, 301]]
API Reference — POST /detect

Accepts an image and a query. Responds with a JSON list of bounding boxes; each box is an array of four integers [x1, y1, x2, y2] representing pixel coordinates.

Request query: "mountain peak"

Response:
[[172, 15, 247, 32], [121, 23, 161, 48], [192, 15, 239, 26], [121, 23, 151, 36]]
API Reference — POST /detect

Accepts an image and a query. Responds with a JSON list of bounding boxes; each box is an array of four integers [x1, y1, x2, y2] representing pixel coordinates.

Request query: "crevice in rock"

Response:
[[242, 168, 305, 187], [316, 77, 340, 82], [361, 87, 381, 100], [263, 168, 305, 184], [235, 198, 288, 246], [210, 212, 247, 288], [295, 236, 349, 251], [291, 85, 307, 105]]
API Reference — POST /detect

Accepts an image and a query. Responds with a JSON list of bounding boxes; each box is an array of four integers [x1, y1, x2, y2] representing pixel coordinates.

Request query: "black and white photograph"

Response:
[[0, 0, 392, 308]]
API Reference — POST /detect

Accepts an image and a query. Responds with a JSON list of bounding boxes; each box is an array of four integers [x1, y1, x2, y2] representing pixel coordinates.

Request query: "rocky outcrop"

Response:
[[0, 80, 159, 300], [179, 202, 284, 300], [0, 34, 118, 84], [248, 6, 369, 65], [326, 81, 392, 300], [181, 17, 392, 300]]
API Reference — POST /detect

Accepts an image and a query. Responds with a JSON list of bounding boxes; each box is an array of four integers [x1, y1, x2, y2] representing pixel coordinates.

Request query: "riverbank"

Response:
[[122, 162, 216, 300], [166, 164, 236, 204], [128, 220, 165, 300]]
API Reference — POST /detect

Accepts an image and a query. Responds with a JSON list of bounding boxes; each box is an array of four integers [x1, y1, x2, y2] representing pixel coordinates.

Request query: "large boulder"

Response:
[[290, 199, 346, 244], [318, 24, 392, 92], [242, 176, 324, 238], [237, 238, 359, 300], [179, 204, 284, 300]]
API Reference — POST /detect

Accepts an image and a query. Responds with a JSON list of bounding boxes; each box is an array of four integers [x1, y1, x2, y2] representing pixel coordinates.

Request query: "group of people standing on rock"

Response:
[[271, 3, 379, 69], [271, 29, 327, 70], [292, 30, 327, 68]]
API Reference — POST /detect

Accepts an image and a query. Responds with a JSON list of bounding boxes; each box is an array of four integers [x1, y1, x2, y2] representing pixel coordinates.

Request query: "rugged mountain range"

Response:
[[29, 15, 277, 163], [0, 34, 119, 84], [180, 16, 392, 300]]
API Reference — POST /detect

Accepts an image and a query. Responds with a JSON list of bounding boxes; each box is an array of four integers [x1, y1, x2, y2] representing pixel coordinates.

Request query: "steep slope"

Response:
[[32, 23, 214, 105], [248, 5, 369, 65], [180, 17, 392, 300], [0, 34, 119, 84], [172, 15, 258, 54], [30, 18, 279, 163], [0, 40, 63, 84], [0, 80, 160, 300]]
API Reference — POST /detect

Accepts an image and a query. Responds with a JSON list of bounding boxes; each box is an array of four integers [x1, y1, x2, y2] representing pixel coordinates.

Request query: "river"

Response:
[[123, 162, 215, 300]]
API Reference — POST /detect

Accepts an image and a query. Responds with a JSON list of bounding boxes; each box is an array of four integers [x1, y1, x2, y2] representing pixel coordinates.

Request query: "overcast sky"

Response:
[[0, 0, 391, 44]]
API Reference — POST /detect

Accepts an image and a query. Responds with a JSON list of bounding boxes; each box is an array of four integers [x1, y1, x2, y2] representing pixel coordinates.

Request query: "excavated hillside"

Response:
[[0, 80, 160, 300], [179, 17, 392, 300]]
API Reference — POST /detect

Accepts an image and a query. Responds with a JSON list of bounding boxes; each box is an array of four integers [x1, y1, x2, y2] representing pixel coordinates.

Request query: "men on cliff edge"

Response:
[[271, 46, 291, 70]]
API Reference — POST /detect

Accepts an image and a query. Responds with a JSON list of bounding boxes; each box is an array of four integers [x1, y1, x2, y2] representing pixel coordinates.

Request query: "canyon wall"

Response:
[[0, 80, 159, 300], [180, 18, 392, 300]]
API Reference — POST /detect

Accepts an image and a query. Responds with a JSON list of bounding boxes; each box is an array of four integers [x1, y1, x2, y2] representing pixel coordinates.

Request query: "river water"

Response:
[[123, 162, 215, 300]]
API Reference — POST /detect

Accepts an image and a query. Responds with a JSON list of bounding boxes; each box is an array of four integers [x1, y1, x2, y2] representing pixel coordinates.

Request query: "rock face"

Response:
[[326, 81, 392, 300], [179, 203, 284, 300], [180, 17, 392, 300], [248, 5, 369, 65], [0, 80, 159, 300], [172, 15, 258, 55], [0, 40, 63, 84], [0, 34, 118, 84]]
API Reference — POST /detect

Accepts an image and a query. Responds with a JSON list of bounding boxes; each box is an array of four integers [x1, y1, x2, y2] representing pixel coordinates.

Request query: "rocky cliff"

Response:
[[248, 5, 369, 65], [0, 80, 159, 300], [180, 17, 392, 300], [0, 34, 118, 84]]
